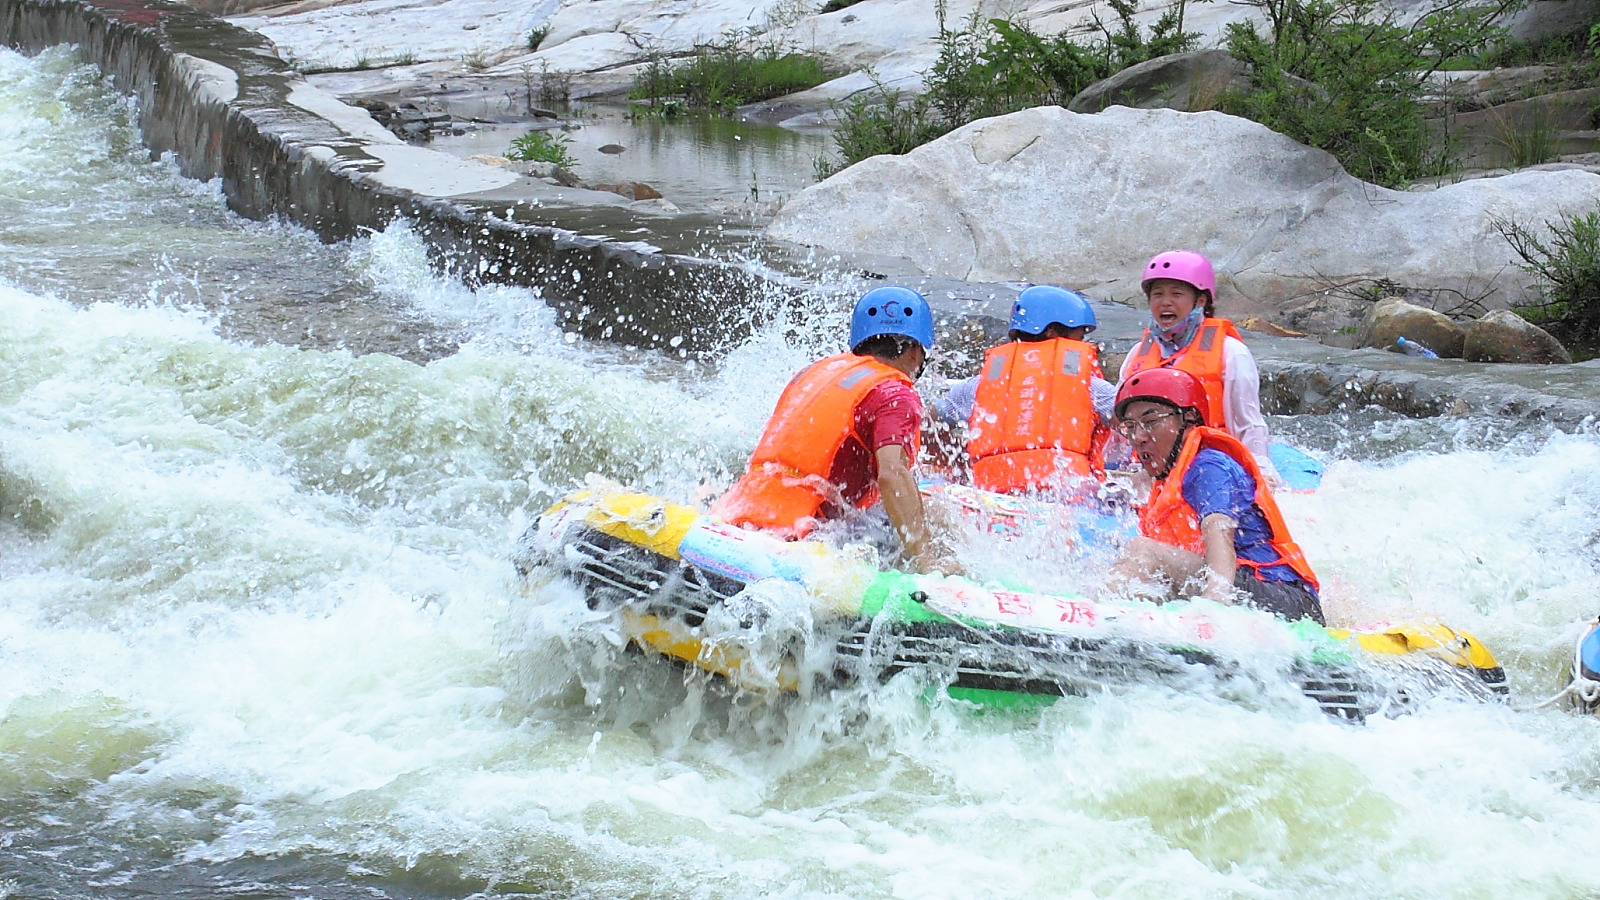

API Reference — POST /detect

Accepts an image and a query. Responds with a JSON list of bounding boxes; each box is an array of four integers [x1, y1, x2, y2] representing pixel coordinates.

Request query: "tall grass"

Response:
[[1487, 103, 1557, 167], [630, 31, 833, 112]]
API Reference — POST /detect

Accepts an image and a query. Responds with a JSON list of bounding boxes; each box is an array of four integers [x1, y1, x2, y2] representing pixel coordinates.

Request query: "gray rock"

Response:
[[1505, 0, 1600, 42], [592, 181, 663, 201], [766, 105, 1600, 328], [1358, 297, 1467, 358], [1279, 291, 1370, 346], [1068, 50, 1251, 114], [509, 160, 585, 187], [1463, 309, 1572, 363]]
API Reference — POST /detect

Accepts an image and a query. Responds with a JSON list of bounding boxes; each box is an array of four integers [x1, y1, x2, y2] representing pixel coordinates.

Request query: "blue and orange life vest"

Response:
[[713, 353, 916, 539], [966, 337, 1106, 493], [1139, 425, 1320, 591]]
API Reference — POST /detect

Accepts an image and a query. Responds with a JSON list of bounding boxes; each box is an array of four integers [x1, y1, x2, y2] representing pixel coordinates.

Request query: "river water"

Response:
[[5, 45, 1600, 900]]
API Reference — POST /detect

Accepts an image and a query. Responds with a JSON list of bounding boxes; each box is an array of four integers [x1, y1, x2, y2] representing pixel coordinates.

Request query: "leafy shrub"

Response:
[[507, 130, 577, 168], [1470, 31, 1588, 69], [1497, 205, 1600, 354], [818, 0, 1196, 174], [928, 1, 1194, 125], [1219, 0, 1510, 187], [515, 62, 571, 112], [527, 25, 551, 51], [629, 31, 833, 111], [815, 87, 950, 179]]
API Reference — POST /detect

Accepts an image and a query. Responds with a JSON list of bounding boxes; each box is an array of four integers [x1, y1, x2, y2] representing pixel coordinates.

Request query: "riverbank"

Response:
[[3, 0, 1597, 424]]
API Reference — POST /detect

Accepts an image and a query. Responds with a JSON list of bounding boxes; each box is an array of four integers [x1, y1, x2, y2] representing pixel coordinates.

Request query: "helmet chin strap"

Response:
[[1155, 421, 1190, 479]]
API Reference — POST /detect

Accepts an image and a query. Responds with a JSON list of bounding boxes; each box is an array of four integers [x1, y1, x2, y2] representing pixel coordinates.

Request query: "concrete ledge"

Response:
[[0, 0, 786, 353]]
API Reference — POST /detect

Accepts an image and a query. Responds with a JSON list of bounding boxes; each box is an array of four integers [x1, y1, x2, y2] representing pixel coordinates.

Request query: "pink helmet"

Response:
[[1140, 250, 1215, 295]]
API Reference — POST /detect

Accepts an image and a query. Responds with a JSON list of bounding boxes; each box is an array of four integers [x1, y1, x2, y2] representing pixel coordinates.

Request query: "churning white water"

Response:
[[4, 45, 1600, 900]]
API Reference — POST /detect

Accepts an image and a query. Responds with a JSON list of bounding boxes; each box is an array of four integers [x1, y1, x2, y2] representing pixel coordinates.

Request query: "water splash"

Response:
[[5, 42, 1600, 900]]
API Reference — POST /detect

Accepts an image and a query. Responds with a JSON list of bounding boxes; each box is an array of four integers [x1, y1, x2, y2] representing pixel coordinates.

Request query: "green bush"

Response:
[[507, 130, 577, 168], [629, 31, 833, 111], [1219, 0, 1510, 188], [1497, 205, 1600, 355], [818, 0, 1195, 174], [815, 87, 951, 179]]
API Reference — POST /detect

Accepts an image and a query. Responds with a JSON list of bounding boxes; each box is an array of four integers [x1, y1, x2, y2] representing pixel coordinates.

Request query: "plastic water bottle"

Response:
[[1395, 337, 1439, 358]]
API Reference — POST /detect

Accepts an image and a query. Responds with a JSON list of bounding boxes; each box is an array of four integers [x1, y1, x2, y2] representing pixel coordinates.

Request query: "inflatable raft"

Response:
[[515, 487, 1508, 719]]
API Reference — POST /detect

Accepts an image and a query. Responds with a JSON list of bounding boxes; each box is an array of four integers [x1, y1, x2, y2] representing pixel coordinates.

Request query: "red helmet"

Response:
[[1115, 367, 1207, 420]]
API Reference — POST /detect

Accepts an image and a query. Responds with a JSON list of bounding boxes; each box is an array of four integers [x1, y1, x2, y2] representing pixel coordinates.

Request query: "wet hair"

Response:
[[852, 334, 919, 359]]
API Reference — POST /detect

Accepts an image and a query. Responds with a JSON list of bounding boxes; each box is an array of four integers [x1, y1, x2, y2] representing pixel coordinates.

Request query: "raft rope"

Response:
[[1513, 621, 1600, 713], [1516, 677, 1600, 713]]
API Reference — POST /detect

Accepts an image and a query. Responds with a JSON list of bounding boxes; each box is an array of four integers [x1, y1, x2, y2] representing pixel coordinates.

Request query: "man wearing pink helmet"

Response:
[[1118, 250, 1276, 477]]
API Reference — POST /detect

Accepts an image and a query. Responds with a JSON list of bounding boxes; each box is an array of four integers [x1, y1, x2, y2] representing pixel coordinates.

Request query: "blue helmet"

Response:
[[1010, 285, 1096, 336], [850, 286, 935, 352]]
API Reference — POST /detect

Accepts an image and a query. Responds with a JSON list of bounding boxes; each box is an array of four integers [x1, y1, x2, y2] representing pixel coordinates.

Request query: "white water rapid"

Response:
[[4, 46, 1600, 900]]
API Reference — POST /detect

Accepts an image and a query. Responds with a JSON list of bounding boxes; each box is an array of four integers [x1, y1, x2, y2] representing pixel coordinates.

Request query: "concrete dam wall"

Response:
[[0, 0, 782, 353]]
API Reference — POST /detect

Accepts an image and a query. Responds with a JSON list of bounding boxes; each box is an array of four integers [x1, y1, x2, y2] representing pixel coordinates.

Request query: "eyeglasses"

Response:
[[1116, 411, 1179, 438]]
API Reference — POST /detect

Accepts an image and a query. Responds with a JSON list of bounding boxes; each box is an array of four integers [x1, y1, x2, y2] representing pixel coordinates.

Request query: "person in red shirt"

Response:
[[713, 287, 960, 574]]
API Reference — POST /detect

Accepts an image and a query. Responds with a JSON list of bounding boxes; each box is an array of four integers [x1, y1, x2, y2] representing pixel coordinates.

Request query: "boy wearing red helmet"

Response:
[[1104, 368, 1324, 624]]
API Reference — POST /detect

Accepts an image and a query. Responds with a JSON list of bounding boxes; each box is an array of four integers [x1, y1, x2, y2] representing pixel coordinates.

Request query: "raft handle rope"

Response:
[[1513, 619, 1600, 713]]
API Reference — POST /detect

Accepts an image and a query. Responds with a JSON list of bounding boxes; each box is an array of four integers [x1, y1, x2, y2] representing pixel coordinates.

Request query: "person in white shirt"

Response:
[[1117, 250, 1274, 473]]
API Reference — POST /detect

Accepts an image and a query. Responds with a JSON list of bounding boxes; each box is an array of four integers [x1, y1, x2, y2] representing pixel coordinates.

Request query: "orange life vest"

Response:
[[1123, 317, 1244, 429], [966, 337, 1107, 493], [713, 353, 917, 539], [1139, 425, 1320, 592]]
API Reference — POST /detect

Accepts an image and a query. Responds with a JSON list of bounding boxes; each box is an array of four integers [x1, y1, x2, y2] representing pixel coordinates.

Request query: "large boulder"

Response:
[[765, 105, 1600, 324], [1068, 49, 1251, 114], [1357, 297, 1467, 358], [1463, 309, 1573, 363]]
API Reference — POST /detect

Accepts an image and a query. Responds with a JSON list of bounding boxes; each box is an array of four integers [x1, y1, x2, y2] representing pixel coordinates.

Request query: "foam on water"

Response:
[[4, 43, 1600, 900]]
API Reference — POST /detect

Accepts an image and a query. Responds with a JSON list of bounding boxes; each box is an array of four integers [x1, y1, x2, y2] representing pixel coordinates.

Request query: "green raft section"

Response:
[[526, 489, 1509, 717], [856, 571, 1357, 709]]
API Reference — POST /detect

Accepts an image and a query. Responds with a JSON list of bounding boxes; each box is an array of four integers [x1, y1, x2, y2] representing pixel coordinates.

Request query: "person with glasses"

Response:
[[1102, 368, 1324, 624], [935, 285, 1116, 495], [1119, 250, 1277, 479], [713, 286, 962, 575]]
